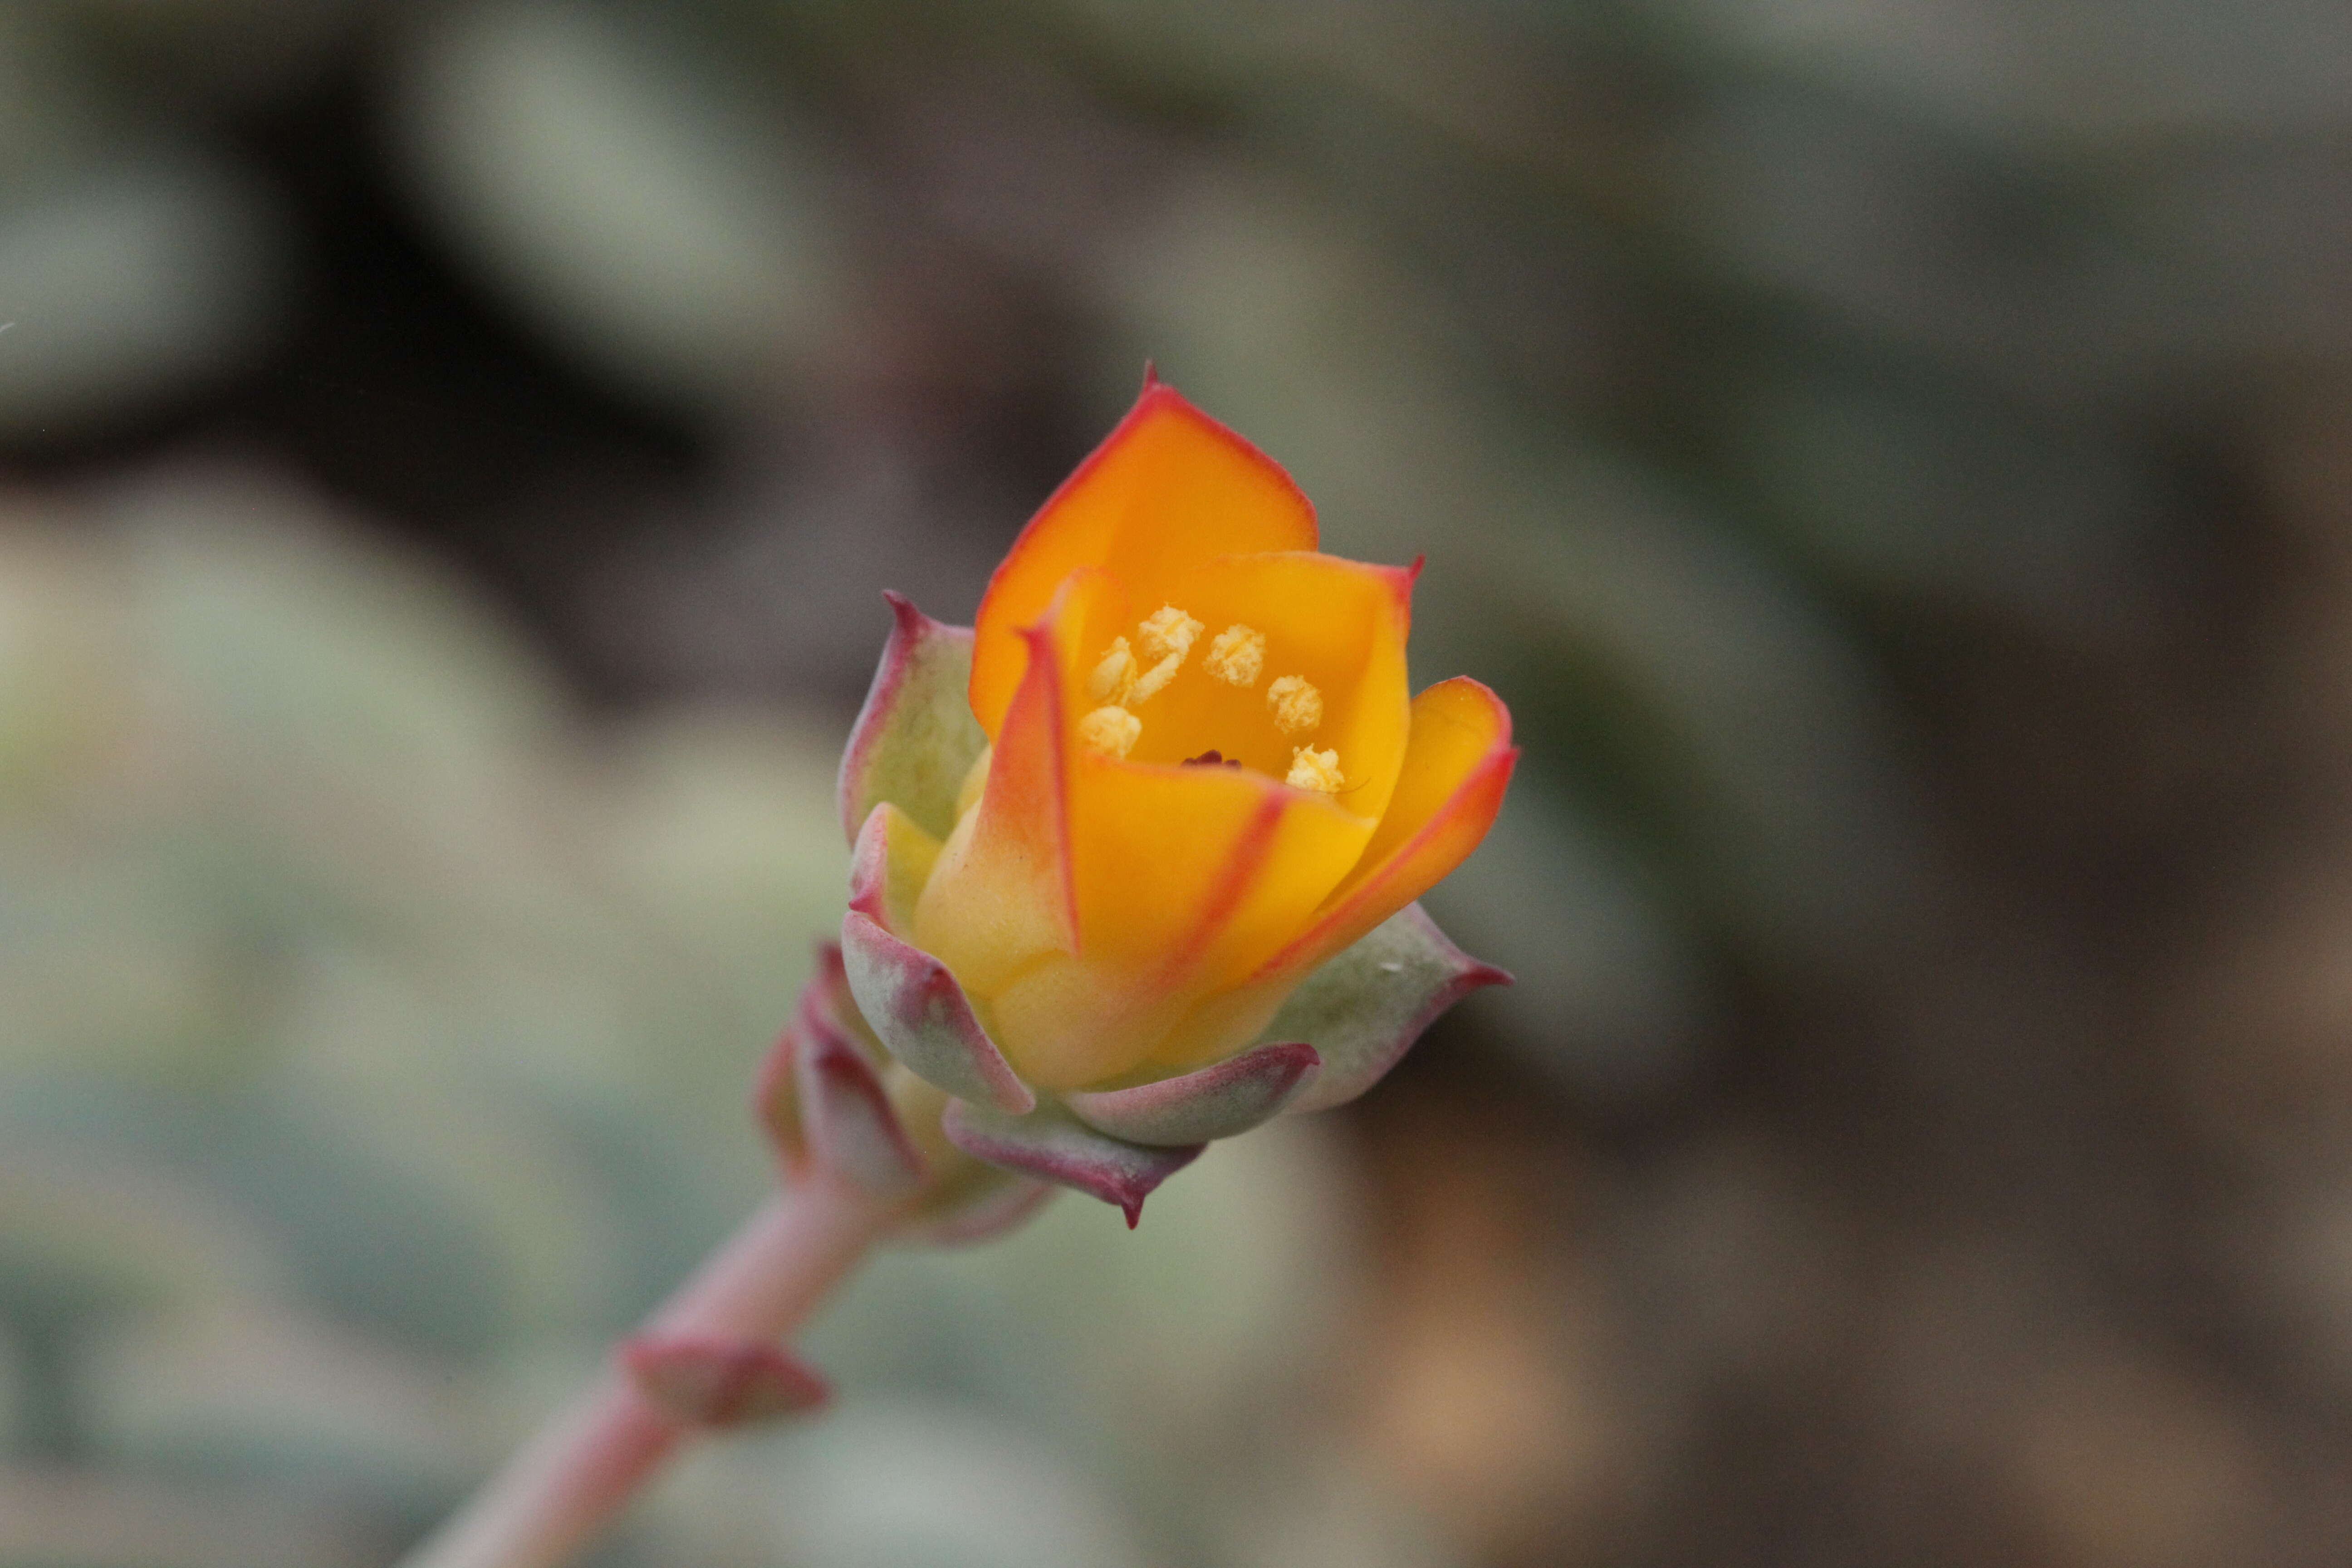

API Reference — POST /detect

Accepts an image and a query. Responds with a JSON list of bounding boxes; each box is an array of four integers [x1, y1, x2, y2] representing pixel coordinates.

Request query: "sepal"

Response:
[[841, 911, 1036, 1115], [753, 1021, 808, 1170], [1065, 1040, 1321, 1146], [1272, 902, 1508, 1115], [943, 1098, 1202, 1227], [837, 592, 987, 844], [622, 1333, 829, 1428], [795, 1023, 929, 1201]]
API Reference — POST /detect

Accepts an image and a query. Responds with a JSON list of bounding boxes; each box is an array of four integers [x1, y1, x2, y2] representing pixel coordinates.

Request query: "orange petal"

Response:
[[1252, 676, 1515, 985], [969, 377, 1318, 737], [1071, 751, 1372, 982], [911, 616, 1079, 995], [988, 759, 1372, 1088]]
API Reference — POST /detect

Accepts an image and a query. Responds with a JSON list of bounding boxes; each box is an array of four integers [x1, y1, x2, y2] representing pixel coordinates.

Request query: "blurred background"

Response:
[[4, 0, 2350, 1563]]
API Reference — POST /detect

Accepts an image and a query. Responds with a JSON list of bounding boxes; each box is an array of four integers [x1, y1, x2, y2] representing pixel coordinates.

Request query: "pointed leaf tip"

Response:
[[1066, 1040, 1322, 1146], [943, 1099, 1202, 1220], [841, 911, 1035, 1115], [623, 1334, 829, 1428]]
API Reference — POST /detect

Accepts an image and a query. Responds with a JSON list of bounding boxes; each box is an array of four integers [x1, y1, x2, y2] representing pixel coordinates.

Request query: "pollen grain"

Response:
[[1080, 705, 1142, 759], [1287, 746, 1344, 793]]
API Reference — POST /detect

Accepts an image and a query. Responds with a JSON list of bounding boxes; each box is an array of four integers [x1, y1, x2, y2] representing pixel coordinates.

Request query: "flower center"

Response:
[[1078, 603, 1343, 793]]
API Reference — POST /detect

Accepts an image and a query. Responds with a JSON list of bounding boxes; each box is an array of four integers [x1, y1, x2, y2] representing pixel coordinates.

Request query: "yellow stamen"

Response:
[[1124, 604, 1204, 705], [1204, 624, 1266, 687], [1088, 637, 1139, 705], [1079, 705, 1141, 759], [1129, 653, 1181, 704], [1287, 745, 1343, 793], [1267, 674, 1323, 735], [1136, 605, 1203, 664]]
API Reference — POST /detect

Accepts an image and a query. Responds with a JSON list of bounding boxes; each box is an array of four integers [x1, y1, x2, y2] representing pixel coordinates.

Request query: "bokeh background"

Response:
[[6, 1, 2352, 1564]]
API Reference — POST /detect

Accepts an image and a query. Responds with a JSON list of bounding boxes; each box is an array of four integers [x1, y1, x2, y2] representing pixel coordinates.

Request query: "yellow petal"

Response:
[[846, 801, 944, 938], [969, 379, 1318, 736], [1071, 754, 1372, 983], [992, 758, 1372, 1087], [1253, 676, 1515, 986]]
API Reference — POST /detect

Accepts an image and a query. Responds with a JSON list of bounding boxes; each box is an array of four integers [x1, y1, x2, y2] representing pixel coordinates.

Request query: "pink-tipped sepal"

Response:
[[943, 1099, 1203, 1228], [840, 910, 1036, 1115], [622, 1333, 830, 1429], [837, 593, 986, 844], [1270, 902, 1509, 1115], [1064, 1041, 1321, 1146], [794, 1021, 929, 1202]]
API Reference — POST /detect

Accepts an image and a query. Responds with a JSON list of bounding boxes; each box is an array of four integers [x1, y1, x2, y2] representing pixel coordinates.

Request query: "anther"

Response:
[[1127, 605, 1203, 704], [1287, 746, 1343, 793], [1089, 637, 1139, 705], [1204, 624, 1266, 687], [1136, 606, 1203, 664], [1080, 705, 1142, 759], [1267, 675, 1323, 735]]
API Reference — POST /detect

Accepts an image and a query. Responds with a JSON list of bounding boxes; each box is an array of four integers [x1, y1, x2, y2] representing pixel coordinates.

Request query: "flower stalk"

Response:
[[397, 1174, 892, 1568]]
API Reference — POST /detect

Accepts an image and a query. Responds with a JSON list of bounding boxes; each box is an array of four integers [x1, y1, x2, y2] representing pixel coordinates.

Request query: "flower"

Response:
[[804, 373, 1513, 1225]]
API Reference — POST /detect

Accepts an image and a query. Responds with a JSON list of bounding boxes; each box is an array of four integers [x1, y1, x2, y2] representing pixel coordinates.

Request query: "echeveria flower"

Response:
[[786, 374, 1514, 1226], [404, 383, 1517, 1568]]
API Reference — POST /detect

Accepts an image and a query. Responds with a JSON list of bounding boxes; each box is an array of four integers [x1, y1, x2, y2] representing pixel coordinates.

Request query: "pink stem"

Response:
[[398, 1174, 892, 1568]]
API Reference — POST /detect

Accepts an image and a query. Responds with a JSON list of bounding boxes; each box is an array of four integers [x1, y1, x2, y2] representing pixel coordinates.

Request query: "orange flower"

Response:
[[827, 373, 1512, 1220]]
